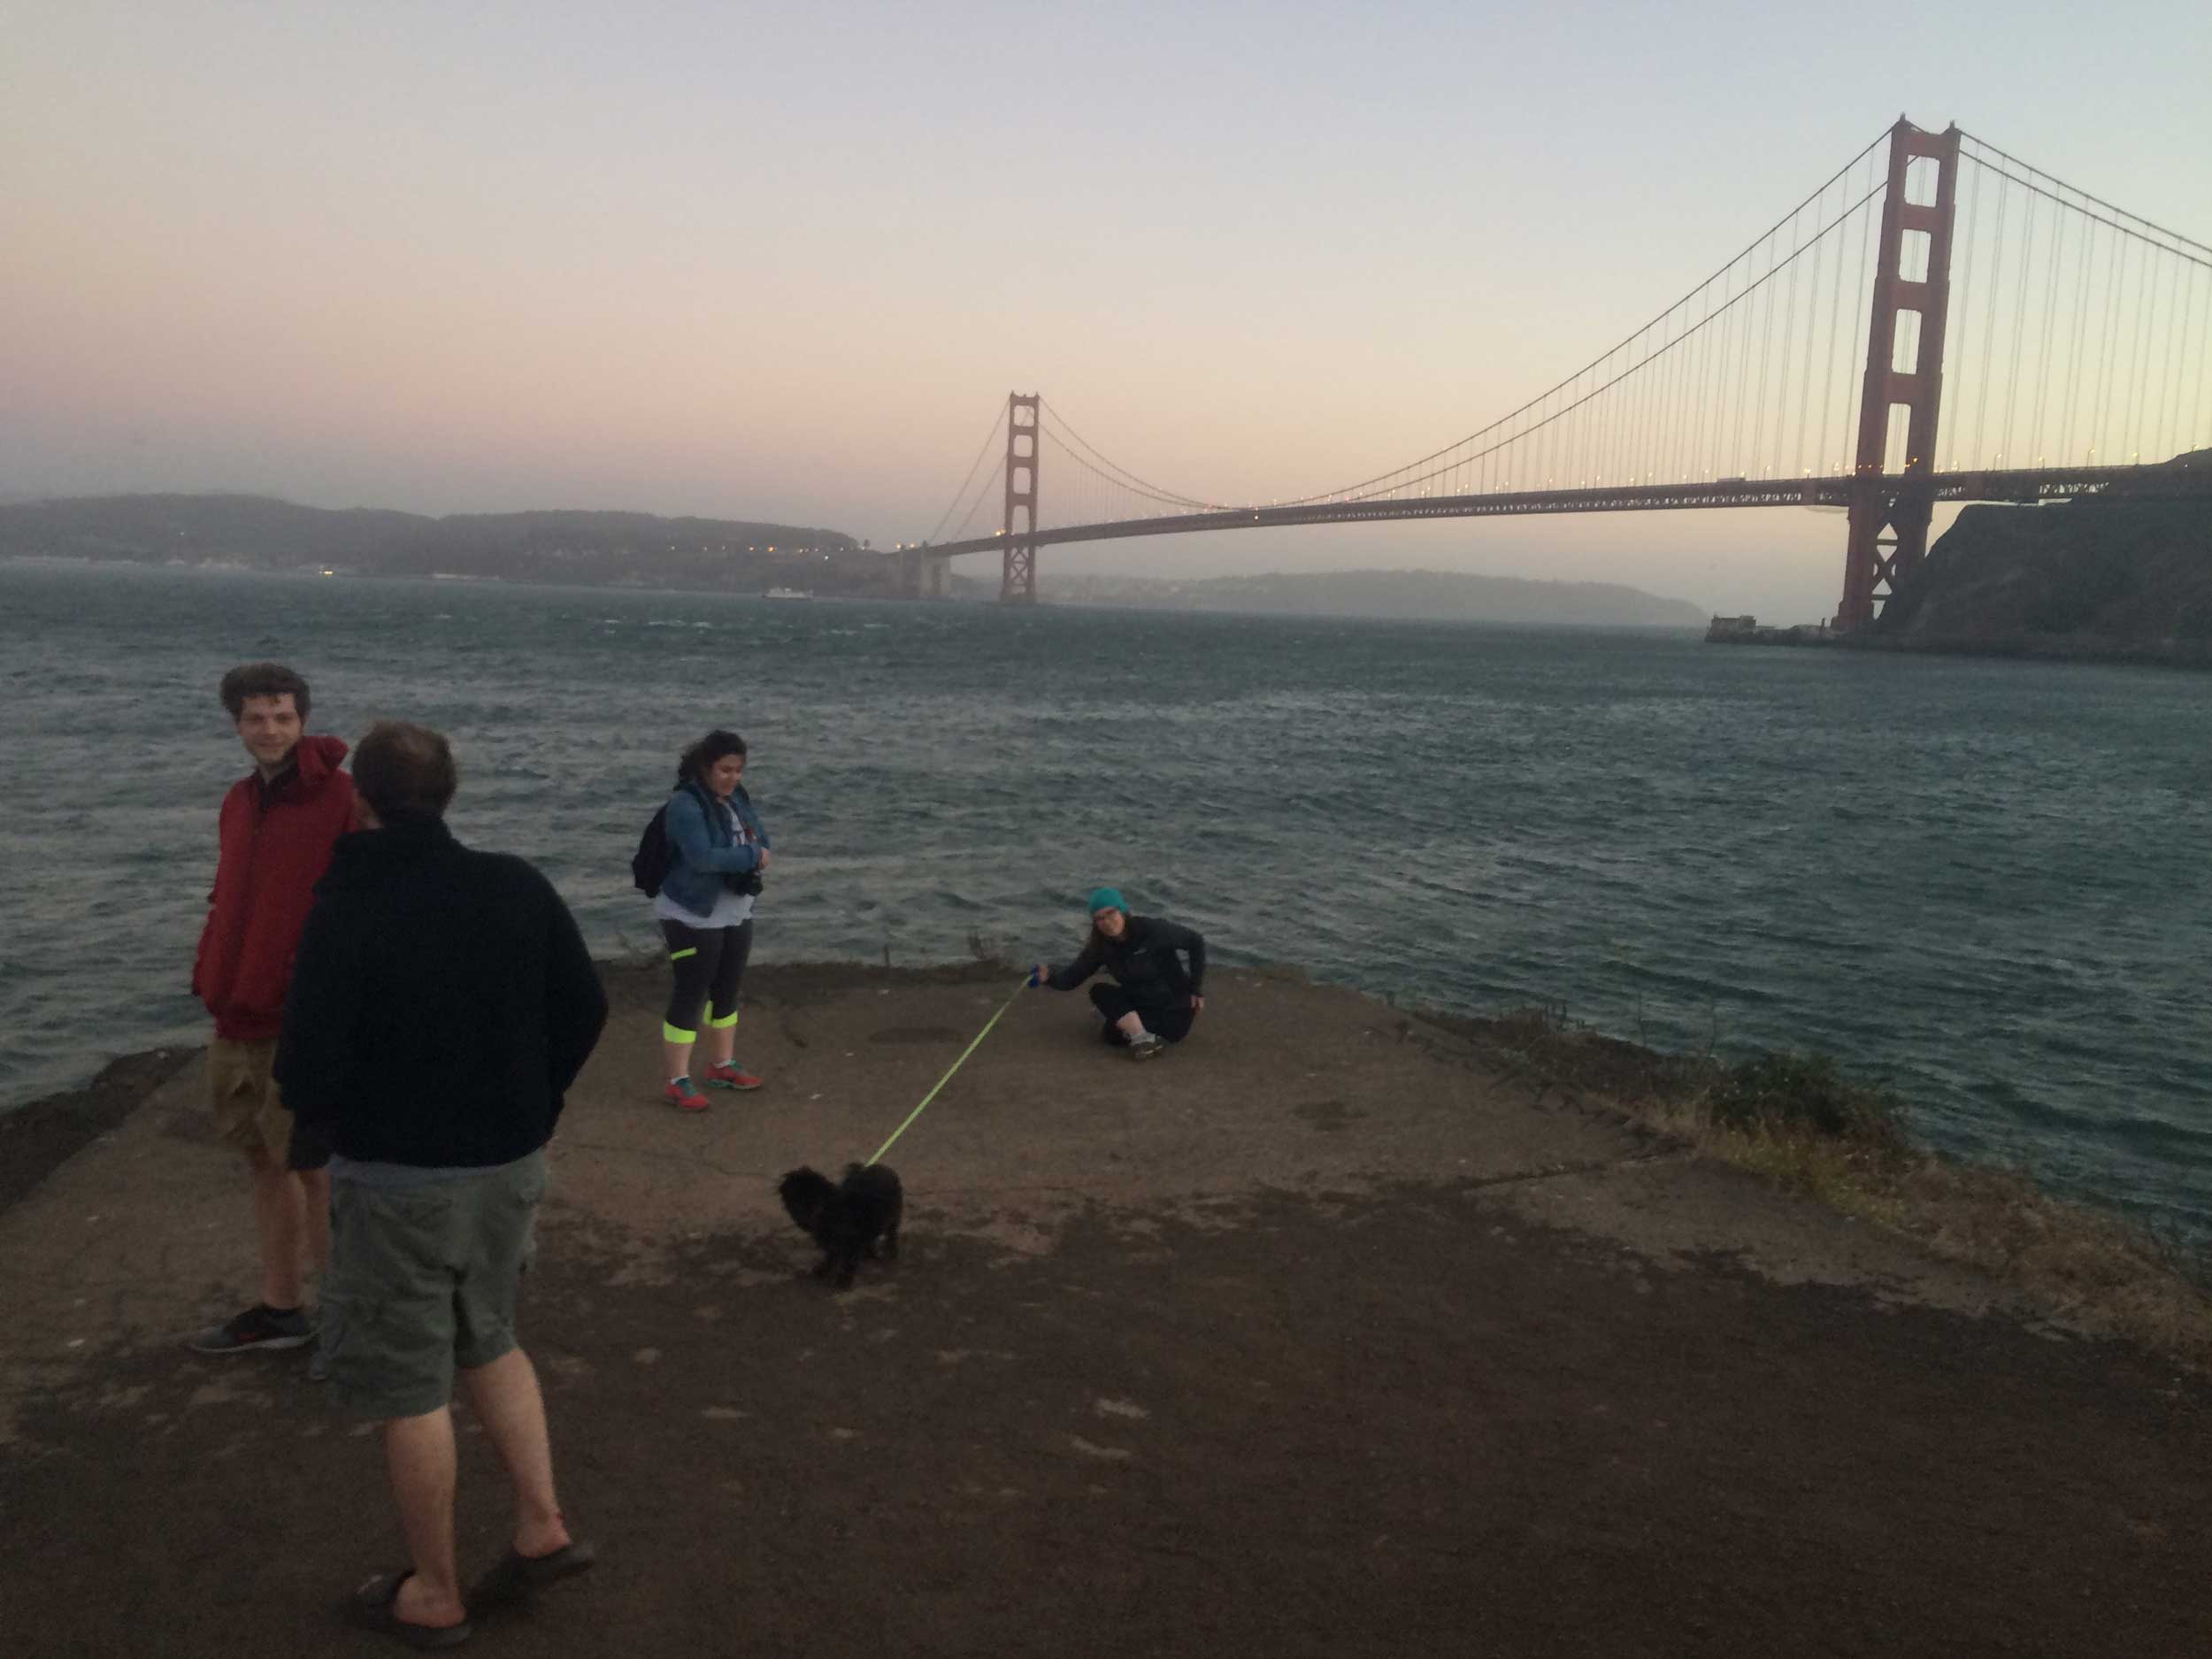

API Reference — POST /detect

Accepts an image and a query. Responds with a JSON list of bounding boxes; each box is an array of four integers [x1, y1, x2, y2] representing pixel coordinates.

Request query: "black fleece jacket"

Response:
[[1046, 915, 1206, 1010], [277, 819, 608, 1168]]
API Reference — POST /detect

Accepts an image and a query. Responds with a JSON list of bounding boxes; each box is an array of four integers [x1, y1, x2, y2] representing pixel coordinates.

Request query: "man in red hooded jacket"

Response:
[[188, 662, 356, 1356]]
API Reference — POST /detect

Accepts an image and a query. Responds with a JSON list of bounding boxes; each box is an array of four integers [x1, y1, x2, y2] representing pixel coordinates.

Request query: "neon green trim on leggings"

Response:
[[708, 1009, 741, 1030], [663, 1021, 695, 1043], [669, 947, 698, 963]]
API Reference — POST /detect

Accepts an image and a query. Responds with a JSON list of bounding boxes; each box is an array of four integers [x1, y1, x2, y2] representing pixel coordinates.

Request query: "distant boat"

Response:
[[764, 587, 812, 601]]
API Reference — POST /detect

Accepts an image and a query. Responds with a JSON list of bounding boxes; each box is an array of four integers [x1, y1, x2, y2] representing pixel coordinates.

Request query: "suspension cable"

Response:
[[1039, 401, 1217, 510], [1959, 132, 2212, 257], [925, 403, 1013, 545]]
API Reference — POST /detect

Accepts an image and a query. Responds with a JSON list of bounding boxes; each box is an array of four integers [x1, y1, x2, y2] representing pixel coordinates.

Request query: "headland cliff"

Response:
[[1861, 449, 2212, 665]]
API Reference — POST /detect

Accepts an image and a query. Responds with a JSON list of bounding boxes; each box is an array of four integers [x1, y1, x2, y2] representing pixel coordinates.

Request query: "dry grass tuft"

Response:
[[1458, 1005, 2212, 1372]]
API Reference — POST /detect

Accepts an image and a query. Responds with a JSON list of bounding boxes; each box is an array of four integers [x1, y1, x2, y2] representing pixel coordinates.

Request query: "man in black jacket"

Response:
[[279, 720, 608, 1645], [1032, 887, 1207, 1062]]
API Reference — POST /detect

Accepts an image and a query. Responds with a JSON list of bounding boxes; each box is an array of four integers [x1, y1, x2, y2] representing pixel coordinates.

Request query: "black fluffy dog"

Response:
[[777, 1162, 902, 1291]]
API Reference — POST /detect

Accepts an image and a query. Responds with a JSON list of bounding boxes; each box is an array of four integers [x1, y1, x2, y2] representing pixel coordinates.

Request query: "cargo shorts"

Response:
[[321, 1150, 547, 1421], [207, 1038, 295, 1164]]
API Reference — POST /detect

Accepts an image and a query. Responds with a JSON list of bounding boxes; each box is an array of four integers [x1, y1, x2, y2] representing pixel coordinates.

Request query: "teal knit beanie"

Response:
[[1087, 887, 1127, 917]]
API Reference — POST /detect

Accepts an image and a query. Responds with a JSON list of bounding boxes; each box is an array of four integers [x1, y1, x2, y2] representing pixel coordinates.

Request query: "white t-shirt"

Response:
[[651, 794, 758, 930]]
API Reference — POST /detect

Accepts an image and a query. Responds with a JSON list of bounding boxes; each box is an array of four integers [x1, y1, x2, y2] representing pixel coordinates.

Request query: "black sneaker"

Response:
[[1126, 1033, 1166, 1062], [188, 1303, 316, 1354]]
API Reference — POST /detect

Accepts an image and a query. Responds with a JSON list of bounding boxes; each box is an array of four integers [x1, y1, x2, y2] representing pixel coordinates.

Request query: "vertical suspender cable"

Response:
[[2031, 211, 2066, 463], [1696, 280, 1713, 480], [2001, 189, 2037, 465], [1631, 335, 1649, 484], [1669, 308, 1687, 480], [1945, 161, 1980, 470], [1593, 347, 1615, 482], [1770, 211, 1797, 475], [1751, 234, 1776, 474], [2062, 212, 2094, 465], [1795, 197, 1825, 474], [2193, 264, 2212, 449], [1629, 329, 1643, 484], [2122, 241, 2152, 461], [1729, 249, 1754, 474], [1817, 173, 1851, 472], [1843, 157, 1874, 469], [2094, 234, 2124, 461], [1972, 172, 2009, 467], [2132, 252, 2163, 463], [2161, 254, 2191, 455]]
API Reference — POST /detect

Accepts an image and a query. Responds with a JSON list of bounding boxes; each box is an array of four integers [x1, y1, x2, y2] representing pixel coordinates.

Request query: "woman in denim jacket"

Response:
[[653, 729, 772, 1110]]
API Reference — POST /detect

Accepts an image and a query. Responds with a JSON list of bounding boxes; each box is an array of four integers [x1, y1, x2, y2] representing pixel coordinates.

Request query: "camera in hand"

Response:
[[724, 866, 765, 897]]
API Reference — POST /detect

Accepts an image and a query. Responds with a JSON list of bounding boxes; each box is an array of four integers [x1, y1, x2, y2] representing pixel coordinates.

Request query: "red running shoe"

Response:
[[663, 1077, 710, 1112], [703, 1061, 764, 1091]]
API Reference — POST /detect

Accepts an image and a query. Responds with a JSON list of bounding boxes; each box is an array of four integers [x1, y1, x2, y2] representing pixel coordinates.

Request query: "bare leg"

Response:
[[704, 1023, 736, 1068], [459, 1347, 572, 1559], [1114, 1011, 1148, 1042], [299, 1166, 331, 1289], [249, 1149, 306, 1309], [381, 1407, 470, 1630]]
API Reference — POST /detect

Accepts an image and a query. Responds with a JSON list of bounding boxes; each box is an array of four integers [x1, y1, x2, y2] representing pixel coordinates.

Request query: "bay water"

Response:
[[3, 561, 2207, 1237]]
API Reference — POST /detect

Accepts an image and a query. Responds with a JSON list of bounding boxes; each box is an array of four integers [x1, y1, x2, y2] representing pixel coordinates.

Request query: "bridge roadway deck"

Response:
[[921, 463, 2212, 559]]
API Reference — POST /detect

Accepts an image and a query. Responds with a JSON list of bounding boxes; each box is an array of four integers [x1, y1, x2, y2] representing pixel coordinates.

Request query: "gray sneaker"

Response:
[[188, 1303, 316, 1354], [1126, 1032, 1166, 1062]]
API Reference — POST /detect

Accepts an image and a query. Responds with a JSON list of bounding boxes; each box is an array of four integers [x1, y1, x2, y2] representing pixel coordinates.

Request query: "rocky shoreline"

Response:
[[1863, 488, 2212, 664], [10, 959, 2202, 1363], [0, 1043, 196, 1213]]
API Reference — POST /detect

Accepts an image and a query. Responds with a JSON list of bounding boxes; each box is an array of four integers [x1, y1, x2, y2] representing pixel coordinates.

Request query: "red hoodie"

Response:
[[192, 734, 356, 1042]]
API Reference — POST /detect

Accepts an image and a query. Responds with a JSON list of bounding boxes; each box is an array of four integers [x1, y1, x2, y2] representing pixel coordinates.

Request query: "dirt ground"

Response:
[[2, 962, 2206, 1658]]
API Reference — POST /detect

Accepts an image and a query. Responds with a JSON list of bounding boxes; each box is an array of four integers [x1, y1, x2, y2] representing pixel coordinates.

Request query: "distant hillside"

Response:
[[0, 494, 888, 593], [1864, 452, 2212, 665], [1034, 567, 1707, 627]]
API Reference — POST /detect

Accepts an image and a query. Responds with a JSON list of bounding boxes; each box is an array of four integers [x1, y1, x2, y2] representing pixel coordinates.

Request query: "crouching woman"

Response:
[[1032, 887, 1206, 1061]]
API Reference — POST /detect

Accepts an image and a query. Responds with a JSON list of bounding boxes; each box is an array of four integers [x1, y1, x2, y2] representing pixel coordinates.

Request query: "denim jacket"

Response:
[[658, 782, 770, 918]]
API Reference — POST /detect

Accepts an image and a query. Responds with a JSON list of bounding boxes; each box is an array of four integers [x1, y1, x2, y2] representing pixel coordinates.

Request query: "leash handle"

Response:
[[864, 975, 1030, 1167]]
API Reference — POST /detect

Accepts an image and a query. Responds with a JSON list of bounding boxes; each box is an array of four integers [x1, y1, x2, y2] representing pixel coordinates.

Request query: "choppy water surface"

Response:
[[4, 562, 2208, 1234]]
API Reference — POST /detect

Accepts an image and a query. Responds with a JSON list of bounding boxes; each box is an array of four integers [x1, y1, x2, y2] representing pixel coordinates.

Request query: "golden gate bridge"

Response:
[[900, 118, 2212, 628]]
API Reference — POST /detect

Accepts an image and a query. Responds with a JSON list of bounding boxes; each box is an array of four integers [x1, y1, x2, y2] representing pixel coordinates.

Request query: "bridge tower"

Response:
[[1838, 118, 1962, 630], [1001, 392, 1040, 603]]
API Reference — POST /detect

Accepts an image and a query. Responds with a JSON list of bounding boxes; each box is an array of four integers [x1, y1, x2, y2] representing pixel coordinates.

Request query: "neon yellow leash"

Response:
[[864, 976, 1031, 1168]]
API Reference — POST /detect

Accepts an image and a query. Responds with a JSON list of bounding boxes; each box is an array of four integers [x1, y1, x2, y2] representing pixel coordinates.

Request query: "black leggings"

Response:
[[1090, 981, 1195, 1044], [662, 918, 753, 1042]]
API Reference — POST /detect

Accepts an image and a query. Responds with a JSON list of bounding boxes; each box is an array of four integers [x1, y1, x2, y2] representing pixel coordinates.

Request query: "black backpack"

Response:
[[631, 803, 673, 897]]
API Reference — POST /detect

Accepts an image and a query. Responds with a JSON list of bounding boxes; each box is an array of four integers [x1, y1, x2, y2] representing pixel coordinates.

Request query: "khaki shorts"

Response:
[[322, 1153, 547, 1421], [208, 1037, 292, 1162]]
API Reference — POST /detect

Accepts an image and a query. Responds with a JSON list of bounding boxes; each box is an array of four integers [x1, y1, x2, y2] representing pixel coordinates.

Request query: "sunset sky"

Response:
[[7, 1, 2208, 620]]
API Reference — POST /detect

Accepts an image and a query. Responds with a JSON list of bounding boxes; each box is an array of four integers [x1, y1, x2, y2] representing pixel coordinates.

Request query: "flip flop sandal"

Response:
[[344, 1571, 474, 1649], [467, 1540, 597, 1611]]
